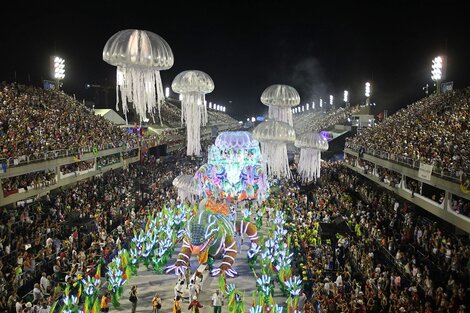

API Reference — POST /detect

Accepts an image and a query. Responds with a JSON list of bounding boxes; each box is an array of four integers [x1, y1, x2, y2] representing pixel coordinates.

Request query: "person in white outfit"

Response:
[[188, 279, 197, 303], [174, 280, 184, 300]]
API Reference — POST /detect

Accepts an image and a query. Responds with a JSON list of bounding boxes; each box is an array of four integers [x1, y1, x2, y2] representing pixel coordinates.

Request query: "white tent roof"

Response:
[[94, 109, 126, 125]]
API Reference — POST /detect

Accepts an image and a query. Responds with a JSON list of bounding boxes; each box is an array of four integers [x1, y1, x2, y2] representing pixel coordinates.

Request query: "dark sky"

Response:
[[1, 0, 469, 121]]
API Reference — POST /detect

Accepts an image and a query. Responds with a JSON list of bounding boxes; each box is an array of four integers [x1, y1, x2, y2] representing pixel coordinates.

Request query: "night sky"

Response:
[[1, 0, 469, 121]]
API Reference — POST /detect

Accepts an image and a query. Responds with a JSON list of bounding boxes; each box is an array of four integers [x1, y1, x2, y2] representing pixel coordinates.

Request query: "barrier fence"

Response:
[[345, 145, 461, 183]]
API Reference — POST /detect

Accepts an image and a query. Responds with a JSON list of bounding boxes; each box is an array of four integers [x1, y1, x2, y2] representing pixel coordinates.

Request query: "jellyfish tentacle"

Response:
[[216, 236, 237, 276], [166, 239, 191, 274]]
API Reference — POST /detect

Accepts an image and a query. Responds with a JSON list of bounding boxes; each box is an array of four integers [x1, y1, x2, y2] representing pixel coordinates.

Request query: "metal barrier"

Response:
[[345, 145, 461, 183]]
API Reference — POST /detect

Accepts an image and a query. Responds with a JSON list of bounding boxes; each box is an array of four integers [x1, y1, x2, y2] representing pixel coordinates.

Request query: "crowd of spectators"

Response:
[[59, 161, 95, 175], [2, 170, 56, 197], [96, 154, 120, 168], [294, 106, 361, 134], [1, 79, 468, 313], [376, 167, 402, 187], [0, 152, 205, 313], [0, 82, 239, 170], [0, 83, 142, 162], [346, 88, 470, 178], [450, 196, 470, 217], [270, 162, 469, 312]]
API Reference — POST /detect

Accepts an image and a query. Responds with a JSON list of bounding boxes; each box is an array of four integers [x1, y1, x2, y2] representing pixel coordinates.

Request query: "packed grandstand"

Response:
[[0, 82, 468, 313]]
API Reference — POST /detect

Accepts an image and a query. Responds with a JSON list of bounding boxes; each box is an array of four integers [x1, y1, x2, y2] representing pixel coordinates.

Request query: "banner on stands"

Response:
[[418, 163, 434, 181]]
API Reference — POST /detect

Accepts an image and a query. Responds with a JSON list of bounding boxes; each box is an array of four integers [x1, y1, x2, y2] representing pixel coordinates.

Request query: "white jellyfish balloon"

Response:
[[253, 120, 296, 178], [173, 174, 200, 204], [295, 132, 329, 183], [103, 29, 174, 124], [261, 84, 300, 126], [172, 70, 214, 156]]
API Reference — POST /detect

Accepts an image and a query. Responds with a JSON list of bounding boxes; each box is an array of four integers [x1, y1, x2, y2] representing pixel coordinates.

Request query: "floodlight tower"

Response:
[[343, 90, 349, 107], [52, 56, 65, 90], [365, 82, 371, 106], [329, 94, 334, 109], [431, 56, 443, 94]]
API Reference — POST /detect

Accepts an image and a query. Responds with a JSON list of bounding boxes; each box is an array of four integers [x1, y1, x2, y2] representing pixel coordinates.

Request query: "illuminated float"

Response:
[[195, 131, 269, 202]]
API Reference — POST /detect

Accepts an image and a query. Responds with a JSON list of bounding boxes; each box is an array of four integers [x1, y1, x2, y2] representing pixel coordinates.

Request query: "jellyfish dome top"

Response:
[[172, 70, 214, 156], [295, 132, 329, 183], [103, 29, 174, 124], [253, 121, 296, 178], [173, 174, 200, 203], [261, 84, 300, 126], [195, 131, 269, 202]]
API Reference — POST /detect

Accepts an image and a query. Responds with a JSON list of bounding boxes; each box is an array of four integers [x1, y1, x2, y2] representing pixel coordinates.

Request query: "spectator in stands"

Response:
[[346, 88, 470, 178], [39, 272, 50, 295], [32, 283, 43, 302]]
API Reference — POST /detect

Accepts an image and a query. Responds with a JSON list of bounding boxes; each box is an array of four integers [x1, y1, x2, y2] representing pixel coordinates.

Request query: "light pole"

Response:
[[365, 82, 371, 106], [343, 90, 349, 107], [431, 56, 443, 94], [52, 56, 65, 90], [329, 95, 334, 109]]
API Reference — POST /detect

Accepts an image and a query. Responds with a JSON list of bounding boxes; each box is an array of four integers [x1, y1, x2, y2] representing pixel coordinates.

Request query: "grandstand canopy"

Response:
[[94, 109, 126, 125]]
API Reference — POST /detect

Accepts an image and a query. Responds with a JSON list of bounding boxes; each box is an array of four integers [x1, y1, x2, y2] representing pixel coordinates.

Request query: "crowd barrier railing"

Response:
[[345, 145, 461, 183]]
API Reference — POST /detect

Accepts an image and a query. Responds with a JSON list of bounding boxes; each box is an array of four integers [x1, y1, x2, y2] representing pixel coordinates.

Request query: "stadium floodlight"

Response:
[[365, 82, 371, 97], [165, 87, 170, 97], [431, 56, 443, 93], [306, 103, 309, 110], [329, 95, 333, 106], [343, 90, 348, 103], [179, 94, 183, 101], [312, 101, 315, 109], [209, 102, 212, 109], [365, 82, 371, 106], [52, 56, 65, 89], [247, 118, 250, 121], [319, 98, 323, 108], [251, 117, 256, 122]]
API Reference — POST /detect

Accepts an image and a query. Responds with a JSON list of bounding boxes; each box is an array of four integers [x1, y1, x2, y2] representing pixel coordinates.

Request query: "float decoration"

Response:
[[253, 121, 295, 179], [195, 131, 269, 202], [172, 70, 214, 156], [167, 198, 259, 277], [173, 174, 201, 204], [103, 29, 174, 124], [295, 132, 328, 183], [261, 84, 300, 126]]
